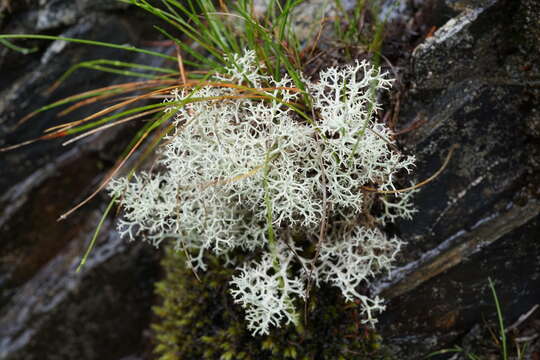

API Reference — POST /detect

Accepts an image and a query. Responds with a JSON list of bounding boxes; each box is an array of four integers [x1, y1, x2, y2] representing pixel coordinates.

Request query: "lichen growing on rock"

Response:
[[109, 50, 416, 335], [152, 247, 395, 360]]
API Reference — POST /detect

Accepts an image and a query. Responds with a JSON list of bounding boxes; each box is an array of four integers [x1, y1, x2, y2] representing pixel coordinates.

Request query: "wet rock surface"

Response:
[[0, 218, 159, 360], [375, 0, 540, 357], [0, 2, 167, 360]]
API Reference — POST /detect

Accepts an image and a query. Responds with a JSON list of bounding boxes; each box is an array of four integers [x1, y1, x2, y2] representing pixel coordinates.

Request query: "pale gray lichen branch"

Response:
[[108, 50, 417, 336]]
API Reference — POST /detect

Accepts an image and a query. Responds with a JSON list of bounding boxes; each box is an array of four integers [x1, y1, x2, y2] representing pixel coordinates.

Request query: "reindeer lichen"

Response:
[[108, 50, 416, 336]]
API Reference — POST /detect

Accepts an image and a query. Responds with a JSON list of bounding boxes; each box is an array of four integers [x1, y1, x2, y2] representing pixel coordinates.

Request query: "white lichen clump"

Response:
[[108, 50, 416, 336]]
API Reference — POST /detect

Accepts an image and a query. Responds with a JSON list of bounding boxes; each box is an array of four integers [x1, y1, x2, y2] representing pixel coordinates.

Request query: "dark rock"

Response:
[[0, 12, 165, 190], [35, 0, 129, 30], [0, 3, 171, 360], [444, 0, 495, 11], [0, 219, 159, 360], [522, 0, 540, 53], [373, 0, 540, 357]]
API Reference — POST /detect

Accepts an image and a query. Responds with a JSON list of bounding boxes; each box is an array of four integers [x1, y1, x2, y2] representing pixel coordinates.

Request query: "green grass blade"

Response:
[[140, 0, 229, 59], [67, 101, 172, 135], [424, 346, 463, 358], [75, 110, 171, 272], [0, 34, 176, 61], [489, 278, 508, 360], [22, 88, 130, 120], [153, 26, 223, 70], [56, 60, 178, 85], [159, 0, 182, 19], [76, 195, 117, 272], [0, 38, 38, 54]]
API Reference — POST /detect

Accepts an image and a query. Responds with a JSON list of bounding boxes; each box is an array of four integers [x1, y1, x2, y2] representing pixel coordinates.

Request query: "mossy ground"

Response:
[[152, 246, 396, 360]]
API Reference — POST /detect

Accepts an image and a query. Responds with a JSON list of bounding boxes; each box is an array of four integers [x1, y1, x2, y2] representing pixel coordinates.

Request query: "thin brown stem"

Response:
[[362, 144, 458, 194]]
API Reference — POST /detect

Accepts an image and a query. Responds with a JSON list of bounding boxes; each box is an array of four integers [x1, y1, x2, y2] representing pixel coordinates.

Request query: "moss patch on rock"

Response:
[[152, 247, 395, 360]]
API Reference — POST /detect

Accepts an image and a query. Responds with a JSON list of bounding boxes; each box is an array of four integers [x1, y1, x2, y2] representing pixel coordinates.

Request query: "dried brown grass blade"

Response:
[[57, 129, 151, 221], [62, 108, 163, 146], [0, 131, 68, 152], [56, 80, 177, 118], [18, 79, 177, 128], [362, 144, 459, 194], [48, 85, 181, 133]]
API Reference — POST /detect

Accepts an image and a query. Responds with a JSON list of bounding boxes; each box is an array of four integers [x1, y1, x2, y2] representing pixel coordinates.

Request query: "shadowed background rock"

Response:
[[0, 1, 165, 359], [374, 0, 540, 357]]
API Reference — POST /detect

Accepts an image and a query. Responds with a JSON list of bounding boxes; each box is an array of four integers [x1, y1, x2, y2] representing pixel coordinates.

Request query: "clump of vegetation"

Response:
[[109, 49, 415, 335], [153, 246, 395, 360], [1, 0, 415, 351]]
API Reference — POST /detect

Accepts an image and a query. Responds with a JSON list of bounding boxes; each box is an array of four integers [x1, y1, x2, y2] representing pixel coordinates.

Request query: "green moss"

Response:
[[152, 247, 395, 360]]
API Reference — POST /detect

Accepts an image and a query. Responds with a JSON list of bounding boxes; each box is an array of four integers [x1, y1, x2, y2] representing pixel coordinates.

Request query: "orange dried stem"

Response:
[[57, 126, 152, 221], [362, 144, 458, 194], [18, 79, 178, 127]]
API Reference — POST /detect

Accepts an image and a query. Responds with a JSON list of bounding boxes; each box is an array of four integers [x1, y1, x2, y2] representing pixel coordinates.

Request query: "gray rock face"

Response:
[[35, 0, 129, 30], [0, 219, 159, 360], [0, 3, 168, 360], [374, 0, 540, 357]]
